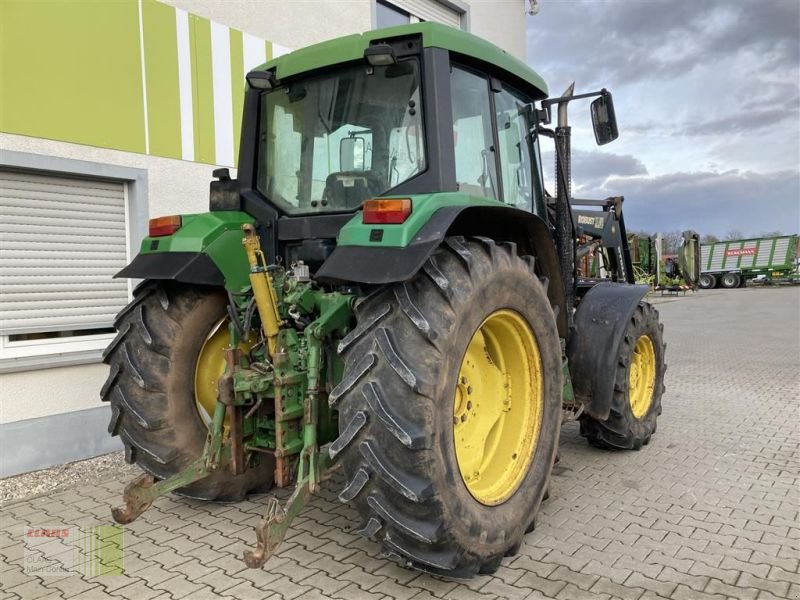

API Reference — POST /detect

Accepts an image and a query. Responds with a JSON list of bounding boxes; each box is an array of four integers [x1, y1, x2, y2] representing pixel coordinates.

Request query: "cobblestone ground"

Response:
[[1, 287, 798, 600]]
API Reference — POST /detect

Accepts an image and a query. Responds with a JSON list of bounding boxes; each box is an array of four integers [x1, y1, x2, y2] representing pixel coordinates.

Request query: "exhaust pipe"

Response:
[[555, 83, 576, 328]]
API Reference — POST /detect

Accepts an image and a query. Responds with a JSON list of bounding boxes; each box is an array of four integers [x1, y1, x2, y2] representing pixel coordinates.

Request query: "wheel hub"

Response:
[[453, 309, 543, 506], [194, 319, 255, 428], [628, 335, 656, 419]]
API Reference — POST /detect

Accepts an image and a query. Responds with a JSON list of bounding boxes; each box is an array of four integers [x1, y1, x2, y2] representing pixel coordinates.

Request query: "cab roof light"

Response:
[[149, 215, 182, 237], [362, 198, 412, 225], [246, 70, 276, 90], [364, 43, 397, 67]]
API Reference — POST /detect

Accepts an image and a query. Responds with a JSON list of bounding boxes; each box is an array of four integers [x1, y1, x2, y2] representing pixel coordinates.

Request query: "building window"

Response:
[[375, 1, 465, 30], [0, 153, 148, 373], [376, 0, 411, 28]]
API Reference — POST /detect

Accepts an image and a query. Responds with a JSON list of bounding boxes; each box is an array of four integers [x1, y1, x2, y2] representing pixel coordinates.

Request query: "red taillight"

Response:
[[149, 215, 182, 237], [362, 198, 412, 225]]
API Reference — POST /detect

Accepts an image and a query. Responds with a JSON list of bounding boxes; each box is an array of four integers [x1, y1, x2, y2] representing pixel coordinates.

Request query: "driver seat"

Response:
[[322, 171, 384, 209]]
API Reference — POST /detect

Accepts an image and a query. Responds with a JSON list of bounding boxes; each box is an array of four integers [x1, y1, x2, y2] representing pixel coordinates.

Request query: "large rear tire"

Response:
[[101, 282, 274, 501], [329, 237, 562, 577], [580, 302, 666, 450]]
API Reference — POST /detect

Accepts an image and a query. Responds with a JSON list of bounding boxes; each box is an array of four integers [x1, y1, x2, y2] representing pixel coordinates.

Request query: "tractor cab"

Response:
[[212, 23, 555, 272]]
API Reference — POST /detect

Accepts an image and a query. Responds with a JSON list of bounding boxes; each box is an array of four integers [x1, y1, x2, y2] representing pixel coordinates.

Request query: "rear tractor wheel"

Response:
[[330, 237, 562, 577], [101, 282, 275, 501], [580, 302, 666, 450]]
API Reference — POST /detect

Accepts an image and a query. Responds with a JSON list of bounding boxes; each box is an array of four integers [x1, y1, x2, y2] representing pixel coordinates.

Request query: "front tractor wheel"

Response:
[[580, 302, 666, 450], [330, 237, 562, 577], [101, 282, 275, 501]]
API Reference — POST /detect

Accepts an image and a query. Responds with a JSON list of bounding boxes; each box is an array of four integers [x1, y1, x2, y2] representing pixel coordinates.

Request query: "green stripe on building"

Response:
[[230, 28, 244, 165], [142, 0, 182, 159], [0, 0, 145, 153], [189, 14, 216, 164]]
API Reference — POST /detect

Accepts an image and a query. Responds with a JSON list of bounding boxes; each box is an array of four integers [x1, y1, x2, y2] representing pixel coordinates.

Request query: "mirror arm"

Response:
[[541, 88, 609, 109]]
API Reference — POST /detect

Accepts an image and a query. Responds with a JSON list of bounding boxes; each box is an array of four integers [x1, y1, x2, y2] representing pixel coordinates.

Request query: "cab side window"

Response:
[[495, 87, 534, 211], [450, 66, 498, 199]]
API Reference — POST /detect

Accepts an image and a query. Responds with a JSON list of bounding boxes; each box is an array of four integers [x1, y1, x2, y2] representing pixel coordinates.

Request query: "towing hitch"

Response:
[[243, 452, 332, 568]]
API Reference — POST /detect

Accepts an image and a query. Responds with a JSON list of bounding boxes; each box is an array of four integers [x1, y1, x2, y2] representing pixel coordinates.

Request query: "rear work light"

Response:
[[149, 215, 182, 237], [362, 198, 412, 225]]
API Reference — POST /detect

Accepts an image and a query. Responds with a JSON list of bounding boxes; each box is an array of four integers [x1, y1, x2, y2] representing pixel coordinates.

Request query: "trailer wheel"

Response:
[[330, 237, 562, 577], [580, 302, 665, 450], [101, 282, 275, 501], [698, 273, 716, 289], [721, 273, 741, 288]]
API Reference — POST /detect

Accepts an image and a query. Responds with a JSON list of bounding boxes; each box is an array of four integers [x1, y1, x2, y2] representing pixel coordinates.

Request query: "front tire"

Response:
[[580, 302, 666, 450], [101, 282, 274, 501], [329, 237, 562, 577]]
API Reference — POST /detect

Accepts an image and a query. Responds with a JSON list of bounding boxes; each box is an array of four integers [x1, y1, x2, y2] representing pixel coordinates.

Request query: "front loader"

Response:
[[103, 22, 666, 578]]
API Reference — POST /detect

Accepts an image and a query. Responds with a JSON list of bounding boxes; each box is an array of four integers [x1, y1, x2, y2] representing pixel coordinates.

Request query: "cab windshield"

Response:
[[257, 59, 425, 214]]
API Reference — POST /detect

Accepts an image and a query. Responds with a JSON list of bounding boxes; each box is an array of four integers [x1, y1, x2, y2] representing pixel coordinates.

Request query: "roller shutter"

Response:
[[390, 0, 462, 28], [0, 169, 129, 335]]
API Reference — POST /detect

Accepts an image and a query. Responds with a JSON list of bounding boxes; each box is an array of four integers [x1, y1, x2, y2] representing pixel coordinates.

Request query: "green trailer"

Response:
[[698, 235, 800, 289]]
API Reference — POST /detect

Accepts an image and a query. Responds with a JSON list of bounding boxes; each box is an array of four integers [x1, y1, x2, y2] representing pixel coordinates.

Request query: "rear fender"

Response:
[[116, 211, 255, 292], [567, 282, 649, 420], [316, 202, 567, 337]]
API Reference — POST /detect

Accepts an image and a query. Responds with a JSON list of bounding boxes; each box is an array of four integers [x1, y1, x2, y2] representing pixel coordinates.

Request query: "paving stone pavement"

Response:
[[1, 287, 798, 600]]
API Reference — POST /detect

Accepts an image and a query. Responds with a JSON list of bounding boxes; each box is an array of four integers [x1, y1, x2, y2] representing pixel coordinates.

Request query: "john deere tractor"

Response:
[[104, 22, 665, 577]]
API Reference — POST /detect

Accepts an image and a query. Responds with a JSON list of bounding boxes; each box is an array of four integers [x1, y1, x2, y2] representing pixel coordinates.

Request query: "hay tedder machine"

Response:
[[104, 23, 666, 577]]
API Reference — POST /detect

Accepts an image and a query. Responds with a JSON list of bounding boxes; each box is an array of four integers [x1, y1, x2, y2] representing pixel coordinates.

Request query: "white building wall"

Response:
[[468, 1, 526, 60], [162, 0, 373, 52]]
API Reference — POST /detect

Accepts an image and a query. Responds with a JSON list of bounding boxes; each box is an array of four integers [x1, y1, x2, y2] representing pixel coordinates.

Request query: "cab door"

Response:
[[493, 84, 547, 220]]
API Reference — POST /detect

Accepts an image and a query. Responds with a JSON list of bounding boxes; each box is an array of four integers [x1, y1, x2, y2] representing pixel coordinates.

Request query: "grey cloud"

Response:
[[540, 149, 648, 188], [686, 105, 797, 136], [589, 169, 800, 236], [527, 0, 800, 88], [525, 1, 800, 236]]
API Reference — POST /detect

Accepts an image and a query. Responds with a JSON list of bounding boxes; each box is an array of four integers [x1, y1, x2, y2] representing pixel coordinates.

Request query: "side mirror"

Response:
[[340, 137, 365, 171], [591, 92, 619, 145]]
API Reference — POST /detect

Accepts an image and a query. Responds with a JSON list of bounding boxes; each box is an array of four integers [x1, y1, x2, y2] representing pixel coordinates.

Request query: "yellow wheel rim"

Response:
[[454, 309, 543, 506], [629, 335, 656, 419], [194, 319, 255, 428]]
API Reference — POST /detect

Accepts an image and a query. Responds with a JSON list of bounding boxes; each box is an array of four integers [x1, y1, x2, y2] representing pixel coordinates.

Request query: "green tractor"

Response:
[[104, 22, 666, 577]]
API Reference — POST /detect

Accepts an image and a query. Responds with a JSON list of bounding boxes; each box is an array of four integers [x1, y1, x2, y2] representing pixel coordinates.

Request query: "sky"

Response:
[[526, 0, 800, 238]]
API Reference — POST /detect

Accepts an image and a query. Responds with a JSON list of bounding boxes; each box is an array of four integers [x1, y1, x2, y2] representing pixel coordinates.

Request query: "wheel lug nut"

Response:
[[467, 401, 472, 410], [461, 414, 467, 422], [453, 416, 459, 425], [461, 376, 467, 384], [467, 386, 472, 394]]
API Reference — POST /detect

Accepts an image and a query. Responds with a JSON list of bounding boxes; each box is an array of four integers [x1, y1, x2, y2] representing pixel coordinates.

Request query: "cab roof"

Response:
[[258, 22, 548, 98]]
